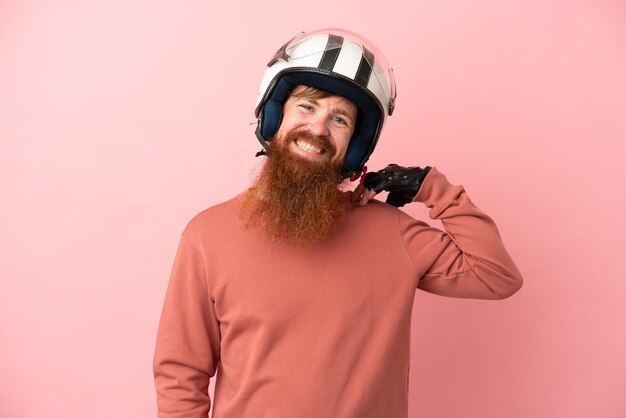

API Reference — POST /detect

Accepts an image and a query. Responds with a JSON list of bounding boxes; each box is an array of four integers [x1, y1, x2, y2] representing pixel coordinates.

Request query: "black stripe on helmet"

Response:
[[354, 46, 374, 88], [318, 34, 344, 71]]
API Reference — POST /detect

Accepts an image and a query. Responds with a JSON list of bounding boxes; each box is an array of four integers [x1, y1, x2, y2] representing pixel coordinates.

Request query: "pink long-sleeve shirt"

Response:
[[153, 167, 522, 417]]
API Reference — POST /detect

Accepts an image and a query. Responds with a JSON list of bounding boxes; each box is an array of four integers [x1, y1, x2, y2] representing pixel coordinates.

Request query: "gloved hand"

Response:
[[363, 164, 431, 207]]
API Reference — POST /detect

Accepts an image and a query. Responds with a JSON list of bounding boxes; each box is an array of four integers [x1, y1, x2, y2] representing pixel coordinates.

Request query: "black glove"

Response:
[[363, 164, 431, 207]]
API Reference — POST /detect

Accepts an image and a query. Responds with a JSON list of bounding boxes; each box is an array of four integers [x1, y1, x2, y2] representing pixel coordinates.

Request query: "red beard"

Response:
[[240, 130, 347, 246]]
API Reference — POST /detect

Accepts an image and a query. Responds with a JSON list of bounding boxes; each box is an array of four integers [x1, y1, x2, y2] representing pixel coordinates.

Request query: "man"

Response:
[[153, 29, 522, 418]]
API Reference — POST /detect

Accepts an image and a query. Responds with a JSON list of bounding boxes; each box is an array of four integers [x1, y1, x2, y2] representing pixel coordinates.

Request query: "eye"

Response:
[[333, 116, 348, 126], [298, 104, 314, 111]]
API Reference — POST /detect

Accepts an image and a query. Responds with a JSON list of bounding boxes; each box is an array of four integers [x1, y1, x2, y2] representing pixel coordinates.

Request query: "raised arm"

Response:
[[360, 165, 523, 299]]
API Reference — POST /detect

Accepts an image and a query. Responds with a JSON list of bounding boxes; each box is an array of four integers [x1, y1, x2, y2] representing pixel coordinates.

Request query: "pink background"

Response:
[[1, 0, 625, 417]]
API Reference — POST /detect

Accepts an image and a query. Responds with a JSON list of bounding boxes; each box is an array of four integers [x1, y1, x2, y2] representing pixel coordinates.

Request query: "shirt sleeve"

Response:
[[153, 232, 221, 418], [400, 167, 523, 299]]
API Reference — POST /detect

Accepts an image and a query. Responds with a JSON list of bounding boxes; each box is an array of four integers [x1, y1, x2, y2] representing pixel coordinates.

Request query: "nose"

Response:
[[307, 114, 330, 137]]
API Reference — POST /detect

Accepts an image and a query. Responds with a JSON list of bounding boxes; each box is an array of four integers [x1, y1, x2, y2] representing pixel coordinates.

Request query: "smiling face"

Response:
[[273, 85, 358, 166], [240, 86, 358, 245]]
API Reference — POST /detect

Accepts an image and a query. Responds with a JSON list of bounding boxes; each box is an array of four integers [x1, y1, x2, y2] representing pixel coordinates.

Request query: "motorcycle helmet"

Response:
[[254, 28, 397, 178]]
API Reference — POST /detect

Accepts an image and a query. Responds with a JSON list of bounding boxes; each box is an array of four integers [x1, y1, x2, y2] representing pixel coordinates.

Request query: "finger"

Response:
[[386, 190, 411, 207], [386, 194, 404, 207], [360, 188, 377, 206], [351, 184, 365, 203], [363, 174, 389, 194]]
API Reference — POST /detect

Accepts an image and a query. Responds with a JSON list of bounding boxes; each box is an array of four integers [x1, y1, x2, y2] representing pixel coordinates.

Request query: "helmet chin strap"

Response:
[[349, 166, 367, 183], [254, 121, 271, 157]]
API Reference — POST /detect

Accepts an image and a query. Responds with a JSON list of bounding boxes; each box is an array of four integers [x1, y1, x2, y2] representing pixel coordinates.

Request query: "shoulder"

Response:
[[343, 192, 409, 219], [181, 193, 245, 241], [343, 192, 432, 233], [343, 193, 422, 228], [352, 198, 399, 217]]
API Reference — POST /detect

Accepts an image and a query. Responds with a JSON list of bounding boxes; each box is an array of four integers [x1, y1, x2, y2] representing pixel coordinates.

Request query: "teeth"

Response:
[[296, 140, 322, 154]]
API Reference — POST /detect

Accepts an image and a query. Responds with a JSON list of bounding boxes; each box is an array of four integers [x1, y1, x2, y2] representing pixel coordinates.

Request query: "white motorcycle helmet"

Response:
[[254, 28, 397, 178]]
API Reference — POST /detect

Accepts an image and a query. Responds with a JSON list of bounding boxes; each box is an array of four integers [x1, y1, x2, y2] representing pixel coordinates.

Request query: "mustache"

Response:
[[285, 130, 337, 156]]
